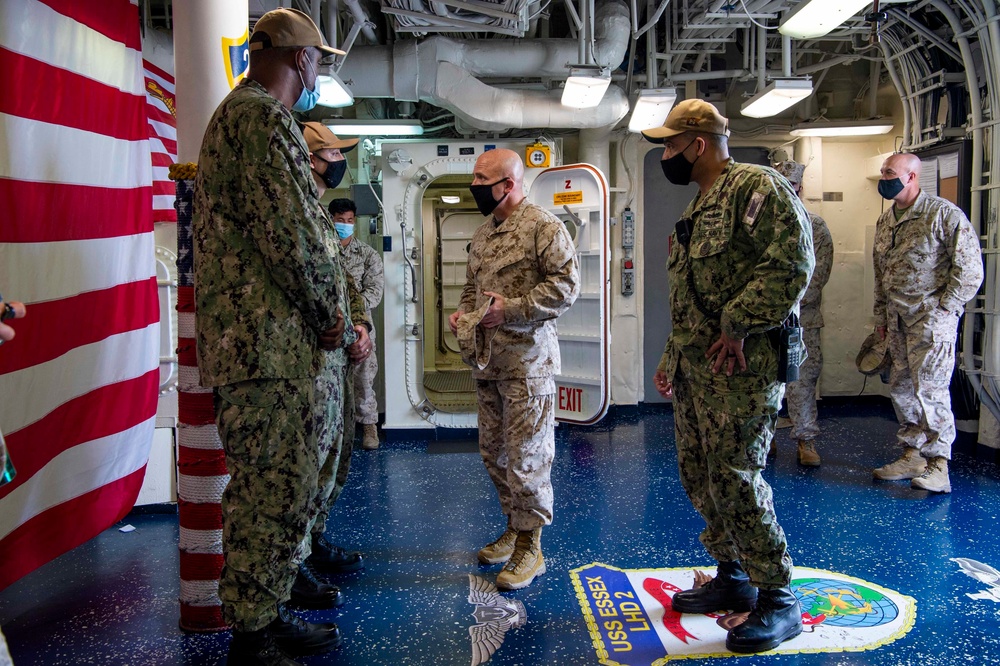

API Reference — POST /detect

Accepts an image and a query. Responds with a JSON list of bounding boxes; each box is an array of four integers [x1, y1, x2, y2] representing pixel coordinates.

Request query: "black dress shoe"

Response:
[[726, 586, 803, 653], [227, 627, 301, 665], [290, 562, 345, 609], [671, 561, 757, 613], [309, 533, 364, 574], [270, 604, 343, 657]]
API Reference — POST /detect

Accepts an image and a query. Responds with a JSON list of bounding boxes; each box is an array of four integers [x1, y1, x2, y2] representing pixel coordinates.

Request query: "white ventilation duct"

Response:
[[336, 0, 631, 132]]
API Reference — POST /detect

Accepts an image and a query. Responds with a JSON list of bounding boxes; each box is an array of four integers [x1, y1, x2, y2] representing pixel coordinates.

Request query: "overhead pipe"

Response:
[[337, 0, 630, 131], [343, 0, 377, 43]]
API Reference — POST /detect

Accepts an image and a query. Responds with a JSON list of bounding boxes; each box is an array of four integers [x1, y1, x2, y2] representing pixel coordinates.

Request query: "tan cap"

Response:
[[301, 122, 358, 153], [642, 98, 730, 142], [856, 332, 891, 376], [775, 160, 806, 186], [250, 8, 344, 57]]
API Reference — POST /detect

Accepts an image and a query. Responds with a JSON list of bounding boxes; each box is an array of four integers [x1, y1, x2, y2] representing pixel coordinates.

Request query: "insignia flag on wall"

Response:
[[0, 0, 159, 590], [143, 58, 177, 223]]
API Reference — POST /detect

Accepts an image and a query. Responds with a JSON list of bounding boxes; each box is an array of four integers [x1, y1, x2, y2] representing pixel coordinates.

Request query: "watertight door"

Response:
[[528, 164, 610, 425]]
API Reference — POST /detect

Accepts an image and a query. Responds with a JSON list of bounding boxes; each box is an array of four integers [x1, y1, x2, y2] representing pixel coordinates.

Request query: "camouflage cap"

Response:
[[457, 298, 496, 371], [301, 121, 358, 153], [642, 99, 730, 143], [776, 160, 806, 186], [250, 8, 345, 57]]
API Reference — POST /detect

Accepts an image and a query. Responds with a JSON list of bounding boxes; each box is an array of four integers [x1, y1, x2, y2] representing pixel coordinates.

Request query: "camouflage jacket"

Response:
[[800, 212, 833, 329], [340, 236, 384, 324], [459, 199, 580, 380], [192, 80, 353, 386], [873, 190, 983, 328], [659, 160, 814, 386]]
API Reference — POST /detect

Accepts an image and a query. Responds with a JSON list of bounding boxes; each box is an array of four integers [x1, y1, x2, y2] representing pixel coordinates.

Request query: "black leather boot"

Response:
[[270, 604, 343, 657], [726, 586, 803, 654], [289, 562, 345, 609], [308, 533, 364, 574], [670, 561, 757, 613], [226, 627, 301, 665]]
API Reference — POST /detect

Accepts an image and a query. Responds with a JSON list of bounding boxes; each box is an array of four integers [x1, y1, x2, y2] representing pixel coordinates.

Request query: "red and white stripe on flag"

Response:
[[0, 0, 159, 590], [144, 58, 177, 223]]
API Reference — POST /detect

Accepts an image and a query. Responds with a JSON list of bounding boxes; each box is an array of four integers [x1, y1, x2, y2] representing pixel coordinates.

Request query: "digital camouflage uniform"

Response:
[[340, 235, 384, 426], [786, 213, 833, 441], [307, 236, 370, 542], [874, 190, 983, 459], [660, 160, 813, 588], [192, 79, 355, 631], [459, 199, 580, 532]]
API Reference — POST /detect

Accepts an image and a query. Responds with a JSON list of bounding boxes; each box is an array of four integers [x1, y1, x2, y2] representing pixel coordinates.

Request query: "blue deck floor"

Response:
[[2, 398, 1000, 665]]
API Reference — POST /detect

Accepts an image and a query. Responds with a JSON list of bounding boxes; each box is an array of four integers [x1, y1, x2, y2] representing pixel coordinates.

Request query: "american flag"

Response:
[[143, 58, 177, 223], [0, 0, 159, 590]]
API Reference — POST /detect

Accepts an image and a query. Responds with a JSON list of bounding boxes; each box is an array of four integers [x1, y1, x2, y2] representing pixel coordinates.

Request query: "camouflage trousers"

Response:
[[887, 310, 958, 459], [672, 359, 793, 588], [786, 327, 822, 440], [306, 354, 352, 542], [352, 333, 378, 425], [476, 377, 556, 531], [215, 378, 319, 631]]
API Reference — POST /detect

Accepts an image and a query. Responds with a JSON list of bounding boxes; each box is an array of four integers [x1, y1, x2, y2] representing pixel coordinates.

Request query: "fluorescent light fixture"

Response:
[[779, 0, 872, 39], [628, 88, 678, 133], [440, 195, 461, 204], [791, 119, 894, 137], [316, 68, 354, 108], [561, 67, 611, 109], [323, 119, 424, 136], [741, 78, 813, 118]]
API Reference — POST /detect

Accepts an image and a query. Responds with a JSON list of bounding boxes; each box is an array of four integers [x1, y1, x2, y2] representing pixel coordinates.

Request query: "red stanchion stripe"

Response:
[[0, 279, 159, 375], [178, 500, 224, 531], [0, 371, 159, 498], [177, 286, 196, 312], [178, 392, 216, 426], [178, 447, 229, 477], [179, 551, 225, 580], [177, 341, 198, 367], [0, 178, 152, 243], [179, 603, 229, 633], [0, 469, 144, 591]]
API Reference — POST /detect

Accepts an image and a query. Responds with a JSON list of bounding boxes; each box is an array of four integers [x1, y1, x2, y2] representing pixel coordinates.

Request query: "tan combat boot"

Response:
[[496, 528, 545, 590], [361, 424, 379, 450], [477, 521, 517, 565], [911, 456, 951, 493], [797, 439, 821, 467], [873, 447, 926, 480]]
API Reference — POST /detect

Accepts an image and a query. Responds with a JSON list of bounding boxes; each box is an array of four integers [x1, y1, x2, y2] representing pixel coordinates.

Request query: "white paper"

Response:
[[920, 157, 939, 196], [119, 524, 136, 533], [939, 152, 959, 179]]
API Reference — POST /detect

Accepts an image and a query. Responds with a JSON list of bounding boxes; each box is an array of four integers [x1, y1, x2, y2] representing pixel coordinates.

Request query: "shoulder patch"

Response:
[[744, 191, 766, 229]]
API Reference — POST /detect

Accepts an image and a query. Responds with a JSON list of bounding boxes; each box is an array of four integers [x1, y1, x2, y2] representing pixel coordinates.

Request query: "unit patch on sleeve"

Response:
[[743, 190, 766, 229]]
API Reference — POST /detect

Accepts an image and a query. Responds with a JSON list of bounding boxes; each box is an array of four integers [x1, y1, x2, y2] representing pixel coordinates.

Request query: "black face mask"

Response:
[[469, 178, 509, 217], [878, 177, 905, 200], [315, 156, 347, 189], [659, 140, 699, 186]]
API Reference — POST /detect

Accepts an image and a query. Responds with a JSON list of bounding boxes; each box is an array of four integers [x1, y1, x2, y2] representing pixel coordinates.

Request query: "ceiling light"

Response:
[[561, 67, 611, 109], [628, 88, 678, 133], [316, 69, 354, 108], [323, 119, 424, 136], [790, 119, 894, 137], [741, 78, 813, 118], [440, 195, 461, 204], [779, 0, 872, 39]]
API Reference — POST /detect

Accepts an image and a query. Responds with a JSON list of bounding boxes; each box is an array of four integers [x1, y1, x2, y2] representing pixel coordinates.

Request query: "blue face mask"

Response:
[[334, 222, 354, 239], [878, 177, 905, 200], [292, 57, 319, 113]]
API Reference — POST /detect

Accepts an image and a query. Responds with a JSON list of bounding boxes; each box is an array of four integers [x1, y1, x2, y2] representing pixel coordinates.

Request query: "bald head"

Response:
[[880, 152, 922, 206], [471, 148, 525, 221]]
